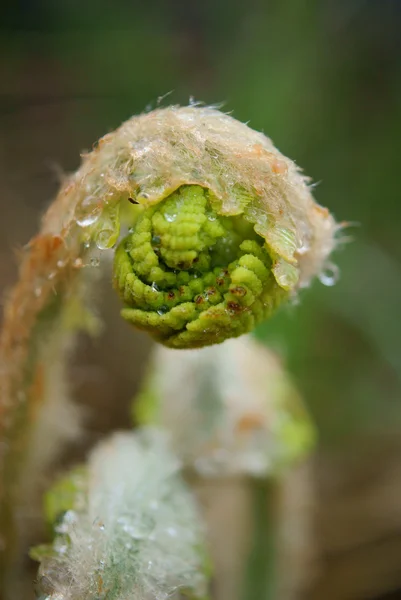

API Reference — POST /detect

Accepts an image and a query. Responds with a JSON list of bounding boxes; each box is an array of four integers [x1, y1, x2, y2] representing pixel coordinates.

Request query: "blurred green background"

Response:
[[1, 1, 401, 598]]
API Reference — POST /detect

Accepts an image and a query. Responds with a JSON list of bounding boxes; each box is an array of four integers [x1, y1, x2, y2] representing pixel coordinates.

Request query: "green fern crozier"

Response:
[[114, 185, 288, 348], [0, 105, 338, 595]]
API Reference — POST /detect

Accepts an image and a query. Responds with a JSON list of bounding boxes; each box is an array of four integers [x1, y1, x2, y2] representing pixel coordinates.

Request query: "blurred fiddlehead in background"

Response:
[[136, 336, 316, 600], [32, 429, 209, 600]]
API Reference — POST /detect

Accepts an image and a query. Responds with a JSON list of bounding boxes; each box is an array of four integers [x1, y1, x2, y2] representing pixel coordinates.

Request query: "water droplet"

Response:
[[82, 193, 96, 205], [271, 159, 288, 174], [157, 306, 168, 316], [55, 542, 68, 555], [57, 260, 65, 269], [272, 260, 299, 290], [296, 242, 310, 256], [167, 527, 177, 537], [76, 213, 99, 228], [56, 510, 77, 533], [94, 203, 120, 249], [64, 510, 78, 523], [319, 263, 339, 287], [208, 214, 216, 222], [76, 195, 101, 227], [164, 213, 177, 223], [90, 257, 100, 268], [151, 282, 160, 291], [119, 515, 154, 539], [131, 141, 153, 159], [96, 229, 116, 250]]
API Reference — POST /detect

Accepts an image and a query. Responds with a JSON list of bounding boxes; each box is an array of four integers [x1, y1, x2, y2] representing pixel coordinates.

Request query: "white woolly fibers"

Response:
[[36, 429, 208, 600]]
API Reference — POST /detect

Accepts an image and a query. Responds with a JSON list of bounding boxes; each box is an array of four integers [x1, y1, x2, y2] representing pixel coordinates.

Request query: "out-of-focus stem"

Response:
[[193, 477, 254, 600], [242, 479, 277, 600], [275, 461, 316, 600], [193, 469, 315, 600], [136, 336, 316, 600]]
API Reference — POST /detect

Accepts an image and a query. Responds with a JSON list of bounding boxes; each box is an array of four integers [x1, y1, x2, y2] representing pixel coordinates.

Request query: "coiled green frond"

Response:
[[114, 185, 286, 347], [0, 105, 339, 592]]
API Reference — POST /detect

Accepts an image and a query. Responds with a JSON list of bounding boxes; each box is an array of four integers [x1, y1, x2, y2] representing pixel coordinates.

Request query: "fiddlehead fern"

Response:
[[109, 107, 338, 348], [0, 104, 338, 594], [31, 430, 209, 600], [134, 335, 316, 600], [135, 335, 315, 476]]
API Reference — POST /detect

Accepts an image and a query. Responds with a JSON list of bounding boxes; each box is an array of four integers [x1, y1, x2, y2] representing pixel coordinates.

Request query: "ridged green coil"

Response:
[[113, 185, 287, 348]]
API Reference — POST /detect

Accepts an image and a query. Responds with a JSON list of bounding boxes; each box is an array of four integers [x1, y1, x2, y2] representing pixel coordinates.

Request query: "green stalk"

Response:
[[242, 479, 278, 600]]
